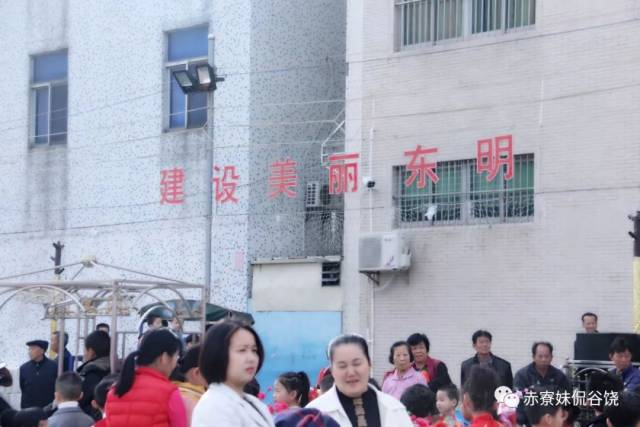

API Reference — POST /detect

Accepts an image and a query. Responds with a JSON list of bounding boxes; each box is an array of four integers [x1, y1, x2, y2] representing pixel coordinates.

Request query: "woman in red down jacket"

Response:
[[105, 328, 187, 427]]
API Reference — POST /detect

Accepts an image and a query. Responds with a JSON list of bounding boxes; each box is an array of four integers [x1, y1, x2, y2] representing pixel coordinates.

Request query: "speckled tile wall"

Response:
[[0, 0, 345, 367]]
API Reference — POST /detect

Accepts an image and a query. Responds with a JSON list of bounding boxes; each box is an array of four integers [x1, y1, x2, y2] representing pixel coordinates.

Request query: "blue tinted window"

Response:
[[34, 87, 49, 144], [168, 26, 208, 61], [170, 66, 186, 128], [33, 51, 68, 83], [50, 84, 68, 144], [187, 63, 207, 127]]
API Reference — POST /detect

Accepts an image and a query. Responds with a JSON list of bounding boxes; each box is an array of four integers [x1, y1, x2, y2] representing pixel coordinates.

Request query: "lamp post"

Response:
[[171, 39, 224, 335]]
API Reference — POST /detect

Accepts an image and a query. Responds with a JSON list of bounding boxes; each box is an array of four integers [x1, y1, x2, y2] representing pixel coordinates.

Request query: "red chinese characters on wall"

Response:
[[476, 135, 514, 182], [268, 159, 298, 198], [160, 168, 185, 205], [213, 165, 240, 204], [161, 135, 516, 204], [404, 145, 439, 188], [328, 153, 360, 195]]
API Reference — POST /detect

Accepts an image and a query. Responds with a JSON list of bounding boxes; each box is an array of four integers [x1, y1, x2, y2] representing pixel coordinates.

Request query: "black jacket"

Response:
[[19, 357, 57, 408], [513, 362, 572, 426], [460, 353, 513, 388], [76, 356, 110, 420]]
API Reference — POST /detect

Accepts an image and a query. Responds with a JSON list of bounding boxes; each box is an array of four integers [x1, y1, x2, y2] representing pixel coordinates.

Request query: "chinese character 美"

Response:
[[268, 158, 298, 198]]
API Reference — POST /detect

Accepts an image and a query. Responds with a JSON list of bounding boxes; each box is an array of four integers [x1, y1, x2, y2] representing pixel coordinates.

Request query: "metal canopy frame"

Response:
[[0, 258, 206, 374]]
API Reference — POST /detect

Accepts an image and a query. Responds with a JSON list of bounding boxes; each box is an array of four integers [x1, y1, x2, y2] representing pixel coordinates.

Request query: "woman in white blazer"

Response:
[[306, 334, 414, 427], [192, 321, 274, 427]]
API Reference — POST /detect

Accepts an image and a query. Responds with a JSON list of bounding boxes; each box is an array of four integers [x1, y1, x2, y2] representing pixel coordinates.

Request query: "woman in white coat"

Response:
[[192, 321, 274, 427], [306, 334, 414, 427]]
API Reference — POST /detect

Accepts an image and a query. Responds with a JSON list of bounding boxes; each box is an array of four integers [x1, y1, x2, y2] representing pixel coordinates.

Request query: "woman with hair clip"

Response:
[[104, 329, 187, 427], [307, 334, 414, 426], [274, 371, 311, 409]]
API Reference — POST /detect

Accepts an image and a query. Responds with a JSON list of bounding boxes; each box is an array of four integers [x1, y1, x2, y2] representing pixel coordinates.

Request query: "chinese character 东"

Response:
[[404, 145, 439, 188]]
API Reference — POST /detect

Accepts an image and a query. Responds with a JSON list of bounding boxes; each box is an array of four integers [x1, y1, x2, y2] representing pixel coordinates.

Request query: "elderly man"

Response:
[[19, 340, 57, 408]]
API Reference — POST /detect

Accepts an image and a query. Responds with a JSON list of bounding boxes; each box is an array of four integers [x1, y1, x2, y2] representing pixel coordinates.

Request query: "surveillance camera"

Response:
[[363, 177, 376, 189]]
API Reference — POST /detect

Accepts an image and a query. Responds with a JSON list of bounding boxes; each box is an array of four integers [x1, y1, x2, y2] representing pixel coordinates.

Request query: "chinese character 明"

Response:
[[160, 168, 185, 205], [268, 159, 297, 198], [328, 153, 359, 195], [213, 165, 240, 204], [476, 135, 514, 182], [404, 145, 439, 188]]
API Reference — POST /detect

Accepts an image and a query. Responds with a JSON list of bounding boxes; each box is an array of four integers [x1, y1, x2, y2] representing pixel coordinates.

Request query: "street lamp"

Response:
[[173, 64, 223, 94]]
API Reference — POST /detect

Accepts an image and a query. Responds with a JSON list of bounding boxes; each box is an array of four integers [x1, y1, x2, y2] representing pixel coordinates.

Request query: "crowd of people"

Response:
[[1, 311, 640, 427]]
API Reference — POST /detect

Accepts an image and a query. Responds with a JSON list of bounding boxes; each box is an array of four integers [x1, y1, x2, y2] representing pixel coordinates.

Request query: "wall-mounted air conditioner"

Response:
[[358, 231, 411, 272]]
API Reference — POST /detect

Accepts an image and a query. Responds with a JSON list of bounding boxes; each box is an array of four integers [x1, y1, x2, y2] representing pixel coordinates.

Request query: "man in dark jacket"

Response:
[[514, 342, 572, 426], [460, 330, 513, 388], [407, 332, 452, 392], [19, 340, 57, 408], [76, 330, 110, 420], [51, 331, 74, 373]]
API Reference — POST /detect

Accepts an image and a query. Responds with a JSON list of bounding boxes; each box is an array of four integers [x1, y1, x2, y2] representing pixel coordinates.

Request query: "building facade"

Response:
[[343, 0, 640, 382], [0, 0, 345, 367]]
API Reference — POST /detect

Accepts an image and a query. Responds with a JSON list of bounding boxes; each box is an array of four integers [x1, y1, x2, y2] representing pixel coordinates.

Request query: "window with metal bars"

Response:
[[395, 0, 535, 49], [394, 154, 534, 226], [472, 0, 536, 34], [395, 0, 464, 47]]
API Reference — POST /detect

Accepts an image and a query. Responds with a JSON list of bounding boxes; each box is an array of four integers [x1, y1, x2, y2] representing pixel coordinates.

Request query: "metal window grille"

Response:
[[505, 0, 536, 30], [396, 0, 463, 48], [472, 0, 502, 33], [397, 0, 535, 48], [394, 154, 534, 227]]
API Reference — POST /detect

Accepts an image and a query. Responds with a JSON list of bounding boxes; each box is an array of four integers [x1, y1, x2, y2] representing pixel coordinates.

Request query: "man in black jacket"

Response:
[[76, 330, 110, 420], [19, 340, 57, 408], [460, 330, 513, 388], [514, 342, 572, 426]]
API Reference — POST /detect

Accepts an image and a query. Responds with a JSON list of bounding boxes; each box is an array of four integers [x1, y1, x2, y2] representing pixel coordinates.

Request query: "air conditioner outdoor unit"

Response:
[[358, 231, 411, 272], [305, 181, 322, 208]]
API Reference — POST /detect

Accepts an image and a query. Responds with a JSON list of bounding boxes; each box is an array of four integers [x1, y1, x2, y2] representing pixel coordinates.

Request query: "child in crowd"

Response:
[[461, 366, 502, 427], [318, 374, 334, 395], [434, 384, 464, 427], [401, 384, 438, 425], [273, 371, 311, 413], [47, 372, 95, 427], [91, 374, 118, 427]]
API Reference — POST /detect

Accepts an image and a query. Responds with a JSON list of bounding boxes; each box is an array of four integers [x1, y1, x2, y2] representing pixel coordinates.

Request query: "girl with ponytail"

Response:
[[105, 329, 187, 427], [274, 371, 311, 409]]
